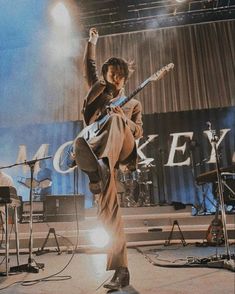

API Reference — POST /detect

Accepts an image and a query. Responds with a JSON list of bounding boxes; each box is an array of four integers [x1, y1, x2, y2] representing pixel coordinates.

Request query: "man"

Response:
[[74, 28, 143, 290]]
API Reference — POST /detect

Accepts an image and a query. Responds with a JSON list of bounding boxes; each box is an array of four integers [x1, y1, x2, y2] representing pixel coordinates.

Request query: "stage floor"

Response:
[[0, 244, 234, 294]]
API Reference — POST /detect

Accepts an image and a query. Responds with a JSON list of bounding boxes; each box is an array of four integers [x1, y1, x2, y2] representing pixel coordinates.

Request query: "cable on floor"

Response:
[[0, 194, 80, 291]]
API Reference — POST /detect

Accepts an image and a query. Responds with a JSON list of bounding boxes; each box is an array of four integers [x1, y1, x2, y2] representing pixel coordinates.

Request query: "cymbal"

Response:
[[38, 179, 52, 188], [17, 177, 39, 189], [138, 158, 154, 166], [196, 165, 235, 185]]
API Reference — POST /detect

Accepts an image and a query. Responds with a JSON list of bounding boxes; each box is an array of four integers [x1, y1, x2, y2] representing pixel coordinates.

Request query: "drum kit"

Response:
[[17, 176, 52, 200], [117, 158, 155, 207]]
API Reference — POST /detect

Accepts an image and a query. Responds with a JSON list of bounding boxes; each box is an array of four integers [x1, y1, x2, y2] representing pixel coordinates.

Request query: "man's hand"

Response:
[[110, 106, 127, 123], [89, 27, 99, 45]]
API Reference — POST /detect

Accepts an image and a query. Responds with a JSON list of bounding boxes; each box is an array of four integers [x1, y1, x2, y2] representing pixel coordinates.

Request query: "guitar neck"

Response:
[[98, 63, 174, 123], [116, 78, 151, 108], [98, 77, 151, 124]]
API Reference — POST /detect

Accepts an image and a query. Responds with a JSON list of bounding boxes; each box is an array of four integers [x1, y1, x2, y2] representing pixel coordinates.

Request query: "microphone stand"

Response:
[[188, 141, 204, 215], [206, 123, 234, 271], [9, 156, 52, 273]]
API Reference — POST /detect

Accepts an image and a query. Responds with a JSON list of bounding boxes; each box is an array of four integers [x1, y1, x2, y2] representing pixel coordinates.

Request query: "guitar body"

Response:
[[78, 120, 101, 141], [65, 120, 104, 168], [206, 218, 224, 245]]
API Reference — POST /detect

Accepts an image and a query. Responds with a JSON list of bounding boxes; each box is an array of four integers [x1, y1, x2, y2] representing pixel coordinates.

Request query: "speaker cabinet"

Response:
[[44, 194, 85, 222]]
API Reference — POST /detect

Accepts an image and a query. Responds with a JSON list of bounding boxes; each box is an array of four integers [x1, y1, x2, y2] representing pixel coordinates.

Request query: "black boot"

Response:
[[87, 159, 110, 194], [74, 137, 110, 194], [104, 267, 130, 290]]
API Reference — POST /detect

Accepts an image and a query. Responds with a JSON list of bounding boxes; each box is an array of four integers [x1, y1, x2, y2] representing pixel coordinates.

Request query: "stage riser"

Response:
[[1, 207, 234, 251], [5, 229, 235, 251], [123, 215, 235, 227], [16, 214, 235, 231], [86, 206, 193, 216]]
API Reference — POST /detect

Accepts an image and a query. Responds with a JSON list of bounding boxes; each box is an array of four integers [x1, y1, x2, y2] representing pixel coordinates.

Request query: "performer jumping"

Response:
[[74, 27, 143, 290]]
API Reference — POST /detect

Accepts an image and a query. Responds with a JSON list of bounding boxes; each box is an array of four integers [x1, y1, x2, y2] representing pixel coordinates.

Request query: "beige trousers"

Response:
[[88, 114, 135, 270]]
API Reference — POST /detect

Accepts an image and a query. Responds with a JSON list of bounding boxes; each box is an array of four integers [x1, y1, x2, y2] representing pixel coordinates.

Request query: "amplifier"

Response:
[[21, 200, 44, 223], [44, 194, 85, 222], [22, 201, 44, 212]]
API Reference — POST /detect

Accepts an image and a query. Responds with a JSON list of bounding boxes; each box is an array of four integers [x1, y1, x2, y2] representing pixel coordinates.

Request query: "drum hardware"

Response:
[[17, 177, 52, 200], [116, 158, 154, 207], [136, 164, 153, 206], [118, 191, 137, 208], [137, 182, 151, 207], [117, 192, 125, 207], [117, 168, 139, 182], [138, 158, 155, 167], [122, 180, 138, 207], [125, 196, 138, 208], [17, 177, 39, 189], [146, 181, 152, 185], [117, 169, 138, 207]]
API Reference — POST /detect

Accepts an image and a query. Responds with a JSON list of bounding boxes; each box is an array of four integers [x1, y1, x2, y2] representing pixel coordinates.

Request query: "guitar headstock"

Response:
[[149, 63, 174, 82]]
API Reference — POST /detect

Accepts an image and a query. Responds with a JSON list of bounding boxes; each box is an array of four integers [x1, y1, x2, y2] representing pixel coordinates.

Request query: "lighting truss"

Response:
[[75, 0, 235, 35]]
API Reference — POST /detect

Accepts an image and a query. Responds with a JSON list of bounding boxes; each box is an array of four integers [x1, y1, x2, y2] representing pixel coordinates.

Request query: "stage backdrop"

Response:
[[0, 106, 234, 206], [142, 106, 235, 205]]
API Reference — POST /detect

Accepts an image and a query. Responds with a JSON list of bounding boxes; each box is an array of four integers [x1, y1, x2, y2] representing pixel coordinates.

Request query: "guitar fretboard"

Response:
[[110, 78, 151, 108]]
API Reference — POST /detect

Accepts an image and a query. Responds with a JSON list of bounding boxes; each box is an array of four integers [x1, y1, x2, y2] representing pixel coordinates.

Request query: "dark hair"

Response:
[[101, 57, 132, 82]]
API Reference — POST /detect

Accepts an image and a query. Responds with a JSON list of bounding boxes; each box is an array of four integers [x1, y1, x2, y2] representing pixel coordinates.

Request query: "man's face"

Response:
[[105, 65, 125, 90]]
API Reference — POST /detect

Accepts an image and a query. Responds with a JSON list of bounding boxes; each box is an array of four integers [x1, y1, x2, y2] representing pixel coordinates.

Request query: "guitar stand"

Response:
[[164, 220, 187, 247], [36, 228, 61, 255]]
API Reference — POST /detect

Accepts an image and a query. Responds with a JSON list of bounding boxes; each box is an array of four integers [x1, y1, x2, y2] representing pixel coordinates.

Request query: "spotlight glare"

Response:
[[89, 227, 110, 248], [51, 2, 71, 27]]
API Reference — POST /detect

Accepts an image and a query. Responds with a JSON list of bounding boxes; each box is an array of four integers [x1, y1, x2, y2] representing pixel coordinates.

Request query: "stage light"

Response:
[[51, 2, 71, 27], [89, 227, 110, 248]]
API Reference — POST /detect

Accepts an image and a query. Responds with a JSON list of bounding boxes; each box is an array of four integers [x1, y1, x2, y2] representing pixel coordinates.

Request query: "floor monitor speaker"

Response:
[[44, 194, 85, 222]]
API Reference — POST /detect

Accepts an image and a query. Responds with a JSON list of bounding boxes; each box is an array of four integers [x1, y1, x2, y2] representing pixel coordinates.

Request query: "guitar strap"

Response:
[[82, 80, 108, 125]]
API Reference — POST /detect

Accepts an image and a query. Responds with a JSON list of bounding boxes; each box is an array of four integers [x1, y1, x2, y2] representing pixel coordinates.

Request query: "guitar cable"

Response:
[[135, 245, 235, 269]]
